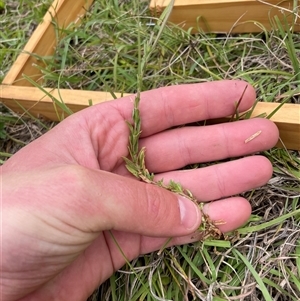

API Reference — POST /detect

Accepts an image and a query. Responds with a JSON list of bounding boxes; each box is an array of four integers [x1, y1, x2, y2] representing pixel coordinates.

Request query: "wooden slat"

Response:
[[0, 85, 130, 120], [1, 85, 299, 150], [150, 0, 300, 33], [242, 102, 300, 150], [2, 0, 94, 86]]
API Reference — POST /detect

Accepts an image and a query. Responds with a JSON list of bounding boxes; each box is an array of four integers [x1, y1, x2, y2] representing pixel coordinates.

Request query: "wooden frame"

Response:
[[1, 0, 299, 150], [2, 0, 94, 86], [150, 0, 300, 33]]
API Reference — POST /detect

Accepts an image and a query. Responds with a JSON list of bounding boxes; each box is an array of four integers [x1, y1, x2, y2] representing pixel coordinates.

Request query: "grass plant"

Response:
[[1, 0, 300, 300]]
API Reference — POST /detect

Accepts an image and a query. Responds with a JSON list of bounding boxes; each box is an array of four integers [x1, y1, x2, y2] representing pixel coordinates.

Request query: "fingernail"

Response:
[[178, 196, 200, 230]]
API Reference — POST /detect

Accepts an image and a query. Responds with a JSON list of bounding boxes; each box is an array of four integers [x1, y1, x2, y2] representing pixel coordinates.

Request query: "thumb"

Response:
[[61, 165, 202, 237]]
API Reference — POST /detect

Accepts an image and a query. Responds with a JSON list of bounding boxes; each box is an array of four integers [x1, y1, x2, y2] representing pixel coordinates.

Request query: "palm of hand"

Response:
[[3, 99, 147, 301]]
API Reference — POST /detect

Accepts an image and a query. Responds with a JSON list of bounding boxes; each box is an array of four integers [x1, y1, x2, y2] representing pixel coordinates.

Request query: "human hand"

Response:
[[1, 80, 279, 301]]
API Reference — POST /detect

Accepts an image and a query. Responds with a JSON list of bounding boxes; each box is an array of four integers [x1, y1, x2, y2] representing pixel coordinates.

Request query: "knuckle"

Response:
[[56, 165, 88, 195], [143, 185, 168, 228], [214, 166, 226, 198]]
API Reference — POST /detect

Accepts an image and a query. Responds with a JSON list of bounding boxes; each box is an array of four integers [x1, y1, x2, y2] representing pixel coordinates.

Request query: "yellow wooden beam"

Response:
[[244, 101, 300, 150], [1, 85, 299, 150], [2, 0, 94, 86], [150, 0, 300, 33], [0, 85, 129, 120]]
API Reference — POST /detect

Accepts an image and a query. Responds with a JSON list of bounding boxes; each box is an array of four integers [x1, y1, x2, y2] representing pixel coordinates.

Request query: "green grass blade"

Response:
[[232, 249, 273, 301], [238, 209, 300, 234]]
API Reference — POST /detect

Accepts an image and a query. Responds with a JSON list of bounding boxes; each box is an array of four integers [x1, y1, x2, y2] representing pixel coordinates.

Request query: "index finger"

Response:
[[112, 80, 256, 137]]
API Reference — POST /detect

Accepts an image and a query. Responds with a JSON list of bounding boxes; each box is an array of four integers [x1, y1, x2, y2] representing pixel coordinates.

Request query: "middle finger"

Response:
[[140, 118, 278, 173]]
